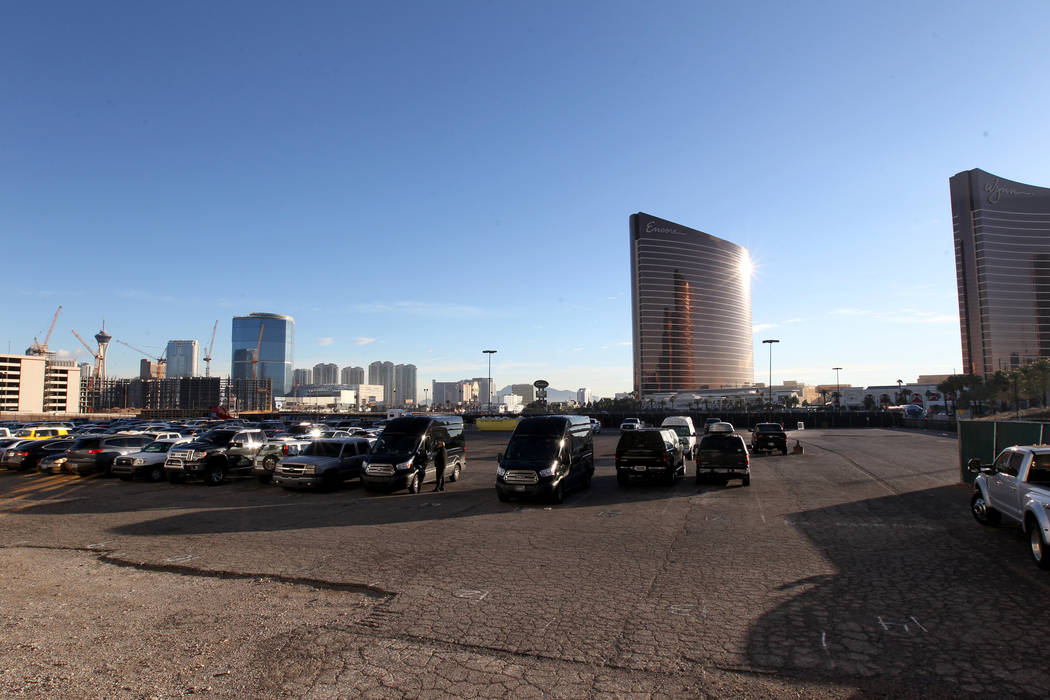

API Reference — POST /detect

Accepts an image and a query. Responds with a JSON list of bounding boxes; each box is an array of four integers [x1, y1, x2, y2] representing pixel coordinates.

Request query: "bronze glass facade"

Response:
[[951, 169, 1050, 377], [630, 213, 753, 396]]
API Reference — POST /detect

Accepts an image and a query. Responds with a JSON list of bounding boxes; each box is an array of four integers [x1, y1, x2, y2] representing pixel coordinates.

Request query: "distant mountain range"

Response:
[[498, 385, 578, 402]]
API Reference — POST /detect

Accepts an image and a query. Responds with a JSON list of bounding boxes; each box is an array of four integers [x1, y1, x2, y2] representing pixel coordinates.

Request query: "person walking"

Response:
[[432, 439, 447, 492]]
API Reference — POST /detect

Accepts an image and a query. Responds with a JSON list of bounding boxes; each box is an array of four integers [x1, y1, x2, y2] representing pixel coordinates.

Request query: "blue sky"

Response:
[[3, 1, 1049, 398]]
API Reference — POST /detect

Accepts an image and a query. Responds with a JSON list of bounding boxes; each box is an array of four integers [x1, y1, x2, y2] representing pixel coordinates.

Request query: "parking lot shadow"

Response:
[[743, 484, 1050, 697]]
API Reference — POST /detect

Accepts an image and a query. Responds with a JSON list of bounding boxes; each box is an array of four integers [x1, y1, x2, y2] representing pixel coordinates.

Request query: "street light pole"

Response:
[[834, 367, 843, 411], [483, 349, 497, 413], [762, 339, 779, 411]]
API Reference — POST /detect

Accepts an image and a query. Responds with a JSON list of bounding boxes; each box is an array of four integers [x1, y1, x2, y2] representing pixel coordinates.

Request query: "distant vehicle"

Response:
[[615, 428, 685, 486], [495, 415, 594, 504], [0, 427, 10, 438], [620, 418, 643, 431], [252, 436, 312, 484], [65, 435, 154, 476], [661, 416, 698, 457], [703, 418, 722, 433], [164, 428, 267, 485], [750, 423, 788, 455], [362, 416, 465, 493], [589, 418, 602, 434], [4, 438, 72, 472], [274, 437, 373, 491], [887, 404, 926, 419], [12, 427, 70, 441], [696, 422, 750, 486]]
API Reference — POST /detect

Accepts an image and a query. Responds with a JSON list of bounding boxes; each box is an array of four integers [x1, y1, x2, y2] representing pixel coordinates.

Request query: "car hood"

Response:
[[281, 456, 339, 468]]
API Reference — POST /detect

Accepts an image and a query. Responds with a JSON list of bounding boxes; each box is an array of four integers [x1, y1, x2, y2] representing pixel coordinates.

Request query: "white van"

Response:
[[661, 416, 698, 458]]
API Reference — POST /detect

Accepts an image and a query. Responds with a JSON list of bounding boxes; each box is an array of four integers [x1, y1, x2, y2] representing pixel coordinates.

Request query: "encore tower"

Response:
[[630, 212, 753, 397], [951, 168, 1050, 377]]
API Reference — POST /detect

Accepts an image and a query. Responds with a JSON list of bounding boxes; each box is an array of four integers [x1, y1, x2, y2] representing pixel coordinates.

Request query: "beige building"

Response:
[[0, 354, 81, 414]]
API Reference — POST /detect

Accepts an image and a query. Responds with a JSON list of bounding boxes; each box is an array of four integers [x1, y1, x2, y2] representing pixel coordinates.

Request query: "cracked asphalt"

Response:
[[2, 427, 1049, 698]]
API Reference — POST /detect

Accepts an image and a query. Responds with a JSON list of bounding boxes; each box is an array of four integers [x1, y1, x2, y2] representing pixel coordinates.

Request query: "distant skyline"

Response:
[[3, 2, 1050, 397]]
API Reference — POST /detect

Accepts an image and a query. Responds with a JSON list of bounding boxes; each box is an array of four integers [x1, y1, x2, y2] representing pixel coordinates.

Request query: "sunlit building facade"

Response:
[[630, 212, 753, 397], [232, 313, 294, 395], [951, 169, 1050, 377]]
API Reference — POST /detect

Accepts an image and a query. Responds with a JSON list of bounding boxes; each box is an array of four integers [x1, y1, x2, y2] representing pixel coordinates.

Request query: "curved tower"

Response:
[[94, 325, 112, 381], [231, 312, 295, 395], [630, 212, 753, 396], [951, 169, 1050, 377]]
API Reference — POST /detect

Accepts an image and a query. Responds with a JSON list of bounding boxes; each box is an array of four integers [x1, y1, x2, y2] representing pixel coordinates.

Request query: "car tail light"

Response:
[[282, 445, 289, 455], [15, 451, 28, 457], [88, 448, 104, 454], [662, 452, 669, 463], [745, 454, 750, 466]]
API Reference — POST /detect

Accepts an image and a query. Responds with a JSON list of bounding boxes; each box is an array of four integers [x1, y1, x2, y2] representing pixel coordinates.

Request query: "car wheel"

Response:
[[205, 466, 225, 486], [322, 471, 340, 492], [970, 491, 1000, 526], [617, 472, 629, 487], [148, 466, 165, 483], [168, 472, 184, 484], [549, 482, 564, 504], [449, 462, 462, 482], [742, 473, 751, 487], [782, 447, 788, 455], [408, 471, 421, 494], [1029, 517, 1050, 570], [263, 456, 278, 471], [257, 474, 273, 484], [583, 469, 593, 489], [498, 491, 512, 502]]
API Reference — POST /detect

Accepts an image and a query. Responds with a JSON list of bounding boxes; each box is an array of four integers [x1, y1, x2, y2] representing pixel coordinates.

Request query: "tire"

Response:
[[1028, 517, 1050, 570], [498, 492, 512, 503], [407, 471, 421, 494], [263, 456, 278, 472], [549, 482, 564, 505], [257, 474, 273, 484], [971, 491, 1000, 526], [582, 469, 593, 489], [168, 472, 184, 484], [617, 472, 629, 487], [449, 462, 462, 483], [205, 466, 225, 486], [322, 471, 341, 492], [742, 473, 751, 487], [148, 466, 165, 483], [782, 446, 788, 455]]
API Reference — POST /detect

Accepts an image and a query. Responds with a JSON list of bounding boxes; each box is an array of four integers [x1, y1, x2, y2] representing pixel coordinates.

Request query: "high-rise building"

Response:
[[293, 368, 313, 388], [395, 364, 417, 406], [165, 340, 199, 378], [313, 362, 339, 385], [368, 361, 395, 407], [341, 365, 364, 385], [511, 383, 536, 404], [231, 313, 294, 395], [432, 380, 478, 407], [577, 387, 592, 405], [951, 168, 1050, 377], [630, 212, 754, 397]]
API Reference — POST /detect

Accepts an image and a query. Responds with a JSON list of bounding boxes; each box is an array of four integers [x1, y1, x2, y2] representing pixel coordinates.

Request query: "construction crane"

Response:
[[203, 320, 218, 377], [27, 305, 62, 357], [71, 329, 101, 378], [116, 339, 167, 377], [251, 323, 264, 380]]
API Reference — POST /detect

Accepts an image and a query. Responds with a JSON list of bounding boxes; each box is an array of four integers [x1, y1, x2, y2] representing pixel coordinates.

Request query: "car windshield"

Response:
[[667, 426, 690, 438], [504, 437, 561, 461], [302, 441, 345, 458], [198, 430, 237, 446], [755, 424, 782, 432], [371, 433, 419, 456], [142, 441, 173, 453], [13, 429, 35, 437]]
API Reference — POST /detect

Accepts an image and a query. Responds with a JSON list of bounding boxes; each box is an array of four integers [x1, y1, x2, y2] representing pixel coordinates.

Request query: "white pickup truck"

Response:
[[969, 445, 1050, 569]]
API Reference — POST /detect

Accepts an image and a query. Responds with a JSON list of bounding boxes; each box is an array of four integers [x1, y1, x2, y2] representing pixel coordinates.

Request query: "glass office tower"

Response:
[[630, 212, 754, 396], [165, 340, 199, 378], [951, 169, 1050, 377], [231, 313, 294, 395]]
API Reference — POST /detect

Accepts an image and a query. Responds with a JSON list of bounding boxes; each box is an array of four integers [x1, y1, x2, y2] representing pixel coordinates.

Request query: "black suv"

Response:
[[615, 428, 685, 485], [65, 435, 155, 476], [695, 423, 750, 486], [750, 423, 788, 455]]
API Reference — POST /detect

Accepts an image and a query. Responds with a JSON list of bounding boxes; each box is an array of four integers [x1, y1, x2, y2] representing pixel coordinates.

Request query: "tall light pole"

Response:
[[762, 339, 779, 410], [483, 349, 497, 412], [834, 367, 843, 411]]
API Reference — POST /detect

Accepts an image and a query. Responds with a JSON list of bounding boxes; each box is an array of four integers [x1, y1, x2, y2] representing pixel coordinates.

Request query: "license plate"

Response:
[[513, 485, 526, 492], [633, 466, 646, 472]]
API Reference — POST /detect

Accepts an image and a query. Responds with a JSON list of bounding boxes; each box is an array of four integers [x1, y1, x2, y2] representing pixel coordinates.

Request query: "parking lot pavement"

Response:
[[2, 427, 1050, 698]]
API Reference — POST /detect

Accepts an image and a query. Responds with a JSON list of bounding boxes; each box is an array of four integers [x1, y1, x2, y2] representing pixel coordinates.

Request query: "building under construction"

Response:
[[79, 376, 272, 415]]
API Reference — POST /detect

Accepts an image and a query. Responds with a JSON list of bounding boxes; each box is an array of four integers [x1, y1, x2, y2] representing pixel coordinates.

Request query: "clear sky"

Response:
[[3, 1, 1049, 399]]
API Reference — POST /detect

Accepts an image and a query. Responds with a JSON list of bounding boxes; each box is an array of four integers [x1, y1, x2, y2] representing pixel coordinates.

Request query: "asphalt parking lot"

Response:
[[3, 426, 1050, 698]]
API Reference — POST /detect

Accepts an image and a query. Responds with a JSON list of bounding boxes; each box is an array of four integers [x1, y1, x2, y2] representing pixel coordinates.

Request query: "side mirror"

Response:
[[967, 458, 984, 473]]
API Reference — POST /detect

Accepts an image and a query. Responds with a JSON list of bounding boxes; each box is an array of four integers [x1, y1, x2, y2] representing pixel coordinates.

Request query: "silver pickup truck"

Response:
[[969, 445, 1050, 569]]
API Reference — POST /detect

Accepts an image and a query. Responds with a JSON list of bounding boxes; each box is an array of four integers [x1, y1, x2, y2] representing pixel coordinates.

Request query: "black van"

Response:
[[495, 415, 594, 504], [361, 415, 465, 493]]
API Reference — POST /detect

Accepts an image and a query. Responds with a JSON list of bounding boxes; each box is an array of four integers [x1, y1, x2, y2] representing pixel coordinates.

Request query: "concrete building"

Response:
[[395, 364, 418, 406], [313, 362, 339, 385], [341, 365, 364, 385], [165, 340, 199, 378], [368, 361, 395, 407], [0, 354, 80, 414], [511, 383, 536, 404], [630, 212, 754, 397], [577, 387, 592, 405], [232, 312, 294, 395], [432, 380, 478, 407], [471, 377, 492, 408], [140, 358, 165, 380], [951, 168, 1050, 376], [293, 368, 313, 388]]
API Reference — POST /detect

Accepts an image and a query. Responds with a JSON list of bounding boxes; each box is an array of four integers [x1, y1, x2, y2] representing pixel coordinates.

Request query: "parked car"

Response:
[[661, 416, 698, 458], [112, 438, 191, 482], [11, 426, 70, 441], [65, 434, 155, 476], [1, 440, 36, 469], [38, 448, 73, 474], [274, 437, 372, 490], [695, 422, 750, 486], [750, 423, 788, 455], [589, 418, 602, 435], [5, 437, 73, 472], [703, 418, 722, 433], [495, 415, 594, 504], [969, 446, 1050, 569], [619, 418, 643, 431], [164, 428, 267, 485], [252, 436, 312, 484], [614, 428, 685, 485]]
